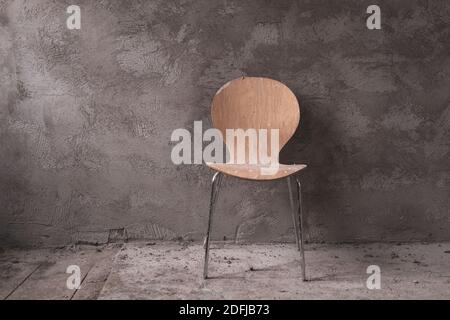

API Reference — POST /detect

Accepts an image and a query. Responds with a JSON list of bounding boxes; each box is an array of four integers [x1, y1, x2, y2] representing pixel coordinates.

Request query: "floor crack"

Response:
[[4, 263, 41, 300]]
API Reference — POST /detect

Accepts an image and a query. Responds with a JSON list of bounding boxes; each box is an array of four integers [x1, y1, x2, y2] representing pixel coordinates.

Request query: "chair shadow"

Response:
[[280, 92, 358, 243]]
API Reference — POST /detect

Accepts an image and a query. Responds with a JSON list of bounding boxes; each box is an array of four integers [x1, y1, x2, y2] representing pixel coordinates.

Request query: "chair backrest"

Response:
[[211, 77, 300, 164]]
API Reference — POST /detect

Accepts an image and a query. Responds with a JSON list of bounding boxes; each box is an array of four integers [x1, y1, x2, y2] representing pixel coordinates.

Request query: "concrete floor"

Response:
[[1, 242, 449, 299]]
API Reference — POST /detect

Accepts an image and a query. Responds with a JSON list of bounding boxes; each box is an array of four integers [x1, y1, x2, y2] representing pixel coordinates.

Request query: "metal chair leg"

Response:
[[295, 177, 306, 281], [287, 177, 300, 250], [203, 172, 223, 279]]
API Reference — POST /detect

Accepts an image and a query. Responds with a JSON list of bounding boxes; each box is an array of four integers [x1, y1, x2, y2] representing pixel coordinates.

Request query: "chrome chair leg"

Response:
[[203, 172, 223, 279], [287, 177, 300, 250], [295, 177, 306, 281]]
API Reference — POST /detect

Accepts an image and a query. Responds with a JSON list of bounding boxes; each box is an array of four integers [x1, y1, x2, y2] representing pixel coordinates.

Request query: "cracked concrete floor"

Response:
[[1, 242, 449, 299]]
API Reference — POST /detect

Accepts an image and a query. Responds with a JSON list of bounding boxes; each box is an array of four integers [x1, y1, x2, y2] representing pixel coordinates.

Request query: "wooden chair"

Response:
[[203, 77, 307, 280]]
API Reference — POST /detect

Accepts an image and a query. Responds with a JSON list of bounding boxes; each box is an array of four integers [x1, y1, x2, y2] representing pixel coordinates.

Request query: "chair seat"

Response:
[[206, 162, 307, 181]]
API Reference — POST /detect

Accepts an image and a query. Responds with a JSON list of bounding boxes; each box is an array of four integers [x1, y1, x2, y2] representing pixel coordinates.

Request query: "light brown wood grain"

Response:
[[207, 77, 306, 180]]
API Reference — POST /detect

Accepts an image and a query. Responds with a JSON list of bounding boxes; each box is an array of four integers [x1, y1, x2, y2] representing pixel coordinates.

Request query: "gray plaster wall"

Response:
[[0, 0, 449, 247]]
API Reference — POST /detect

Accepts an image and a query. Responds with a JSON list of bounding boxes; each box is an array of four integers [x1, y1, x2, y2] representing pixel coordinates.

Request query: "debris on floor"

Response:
[[100, 242, 450, 299], [1, 242, 449, 299]]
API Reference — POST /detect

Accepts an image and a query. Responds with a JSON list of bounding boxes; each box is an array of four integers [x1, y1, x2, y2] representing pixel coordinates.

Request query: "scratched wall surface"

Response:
[[0, 0, 449, 247]]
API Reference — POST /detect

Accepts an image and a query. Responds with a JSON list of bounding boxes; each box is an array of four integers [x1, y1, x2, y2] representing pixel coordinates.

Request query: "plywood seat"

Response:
[[206, 162, 307, 181]]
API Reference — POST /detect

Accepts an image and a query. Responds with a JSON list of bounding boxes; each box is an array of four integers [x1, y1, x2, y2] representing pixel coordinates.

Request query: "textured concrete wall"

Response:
[[0, 0, 449, 247]]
